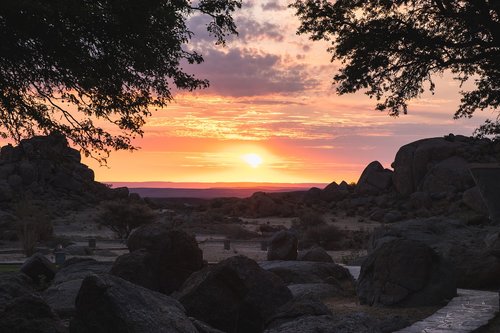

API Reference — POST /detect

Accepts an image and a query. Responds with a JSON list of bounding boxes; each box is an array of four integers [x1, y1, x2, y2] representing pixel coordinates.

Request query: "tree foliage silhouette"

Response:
[[0, 0, 240, 161], [292, 0, 500, 136]]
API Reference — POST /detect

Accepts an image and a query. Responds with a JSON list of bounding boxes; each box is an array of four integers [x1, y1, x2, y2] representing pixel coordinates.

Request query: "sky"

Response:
[[83, 0, 493, 185]]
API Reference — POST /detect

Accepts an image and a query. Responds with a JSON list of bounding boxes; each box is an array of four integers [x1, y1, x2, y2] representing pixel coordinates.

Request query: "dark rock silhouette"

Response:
[[355, 161, 393, 195], [358, 239, 456, 306], [0, 294, 66, 333], [297, 247, 333, 263], [44, 258, 110, 318], [0, 272, 35, 310], [121, 223, 204, 294], [176, 255, 292, 333], [71, 273, 199, 333], [20, 253, 57, 284], [370, 218, 500, 289], [267, 230, 298, 261]]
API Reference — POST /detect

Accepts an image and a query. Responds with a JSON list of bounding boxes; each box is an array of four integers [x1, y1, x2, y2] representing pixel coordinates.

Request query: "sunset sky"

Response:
[[81, 0, 492, 185]]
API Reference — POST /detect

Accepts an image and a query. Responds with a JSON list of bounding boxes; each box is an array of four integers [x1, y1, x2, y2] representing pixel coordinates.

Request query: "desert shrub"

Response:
[[14, 199, 53, 257], [293, 211, 326, 230], [302, 225, 344, 250], [96, 198, 155, 240]]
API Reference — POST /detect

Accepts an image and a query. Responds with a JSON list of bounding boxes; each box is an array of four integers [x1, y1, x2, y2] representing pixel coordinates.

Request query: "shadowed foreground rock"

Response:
[[267, 230, 298, 261], [0, 272, 35, 310], [357, 239, 456, 307], [120, 223, 204, 294], [20, 253, 57, 284], [70, 274, 201, 333], [297, 247, 333, 263], [176, 255, 293, 333], [370, 218, 500, 289], [44, 258, 111, 318], [0, 294, 66, 333]]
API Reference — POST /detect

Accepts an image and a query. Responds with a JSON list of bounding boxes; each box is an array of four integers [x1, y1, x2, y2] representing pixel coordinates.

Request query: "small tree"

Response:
[[14, 199, 53, 257], [96, 199, 155, 240]]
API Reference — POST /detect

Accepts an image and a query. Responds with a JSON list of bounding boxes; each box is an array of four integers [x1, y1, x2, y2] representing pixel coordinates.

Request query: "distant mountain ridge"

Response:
[[110, 183, 327, 199], [107, 181, 328, 189]]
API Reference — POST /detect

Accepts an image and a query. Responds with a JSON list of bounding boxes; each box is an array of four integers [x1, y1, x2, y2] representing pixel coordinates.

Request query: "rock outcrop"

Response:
[[355, 161, 393, 195]]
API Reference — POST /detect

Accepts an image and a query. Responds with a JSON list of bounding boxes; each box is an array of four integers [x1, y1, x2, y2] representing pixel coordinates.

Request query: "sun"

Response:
[[242, 153, 263, 168]]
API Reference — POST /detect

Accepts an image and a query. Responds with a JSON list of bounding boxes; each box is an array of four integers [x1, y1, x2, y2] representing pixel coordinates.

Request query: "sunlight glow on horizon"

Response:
[[242, 153, 263, 168]]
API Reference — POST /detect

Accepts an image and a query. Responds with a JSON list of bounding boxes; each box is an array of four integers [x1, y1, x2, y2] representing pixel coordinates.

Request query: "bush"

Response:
[[302, 225, 344, 250], [96, 198, 155, 240], [14, 199, 53, 257], [293, 211, 326, 230]]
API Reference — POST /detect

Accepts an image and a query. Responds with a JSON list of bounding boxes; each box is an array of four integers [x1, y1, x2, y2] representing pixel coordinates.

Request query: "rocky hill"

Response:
[[0, 134, 115, 207]]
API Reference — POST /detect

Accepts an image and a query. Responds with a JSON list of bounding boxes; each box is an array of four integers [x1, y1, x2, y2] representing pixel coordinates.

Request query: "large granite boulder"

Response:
[[355, 161, 393, 195], [110, 249, 159, 291], [420, 156, 474, 193], [124, 224, 204, 294], [176, 255, 293, 333], [264, 295, 332, 329], [369, 218, 500, 289], [260, 261, 355, 291], [267, 230, 298, 261], [0, 294, 66, 333], [0, 272, 36, 310], [71, 274, 199, 333], [462, 186, 488, 214], [43, 258, 111, 317], [20, 253, 56, 284], [357, 239, 456, 306], [392, 137, 466, 196], [298, 247, 333, 263]]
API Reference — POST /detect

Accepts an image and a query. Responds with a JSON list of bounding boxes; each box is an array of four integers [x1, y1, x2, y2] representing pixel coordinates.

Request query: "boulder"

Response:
[[321, 182, 349, 202], [20, 253, 56, 284], [409, 191, 432, 210], [297, 247, 333, 263], [126, 224, 204, 294], [288, 283, 344, 299], [462, 186, 488, 214], [63, 244, 93, 256], [0, 272, 36, 309], [264, 312, 408, 333], [71, 274, 198, 333], [267, 230, 298, 261], [52, 258, 111, 285], [0, 294, 66, 333], [357, 239, 456, 306], [265, 295, 332, 329], [110, 249, 159, 291], [355, 161, 393, 194], [392, 137, 465, 196], [260, 261, 355, 295], [383, 210, 403, 223], [176, 255, 293, 333], [369, 218, 500, 289], [44, 258, 111, 317], [421, 156, 474, 193]]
